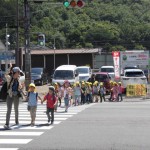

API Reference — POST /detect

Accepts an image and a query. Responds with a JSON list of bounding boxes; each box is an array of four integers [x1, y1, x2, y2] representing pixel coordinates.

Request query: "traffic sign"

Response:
[[0, 51, 15, 60]]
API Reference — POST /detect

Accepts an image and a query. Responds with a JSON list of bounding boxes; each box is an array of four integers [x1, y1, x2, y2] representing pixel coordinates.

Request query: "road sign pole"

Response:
[[24, 0, 31, 90]]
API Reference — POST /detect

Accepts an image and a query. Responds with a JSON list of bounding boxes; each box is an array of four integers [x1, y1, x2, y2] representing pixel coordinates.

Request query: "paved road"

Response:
[[1, 99, 150, 150]]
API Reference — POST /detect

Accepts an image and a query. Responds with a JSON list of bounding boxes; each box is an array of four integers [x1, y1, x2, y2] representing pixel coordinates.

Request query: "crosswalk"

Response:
[[0, 101, 94, 150]]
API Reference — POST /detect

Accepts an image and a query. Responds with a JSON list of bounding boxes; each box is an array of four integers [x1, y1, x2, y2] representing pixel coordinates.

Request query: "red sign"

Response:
[[112, 51, 120, 57]]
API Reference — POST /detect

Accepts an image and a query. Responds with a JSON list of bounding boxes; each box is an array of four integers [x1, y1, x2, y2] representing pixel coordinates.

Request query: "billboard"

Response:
[[120, 51, 149, 70]]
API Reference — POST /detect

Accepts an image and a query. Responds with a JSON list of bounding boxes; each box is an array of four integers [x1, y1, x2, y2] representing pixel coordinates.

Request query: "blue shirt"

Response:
[[28, 92, 38, 106], [74, 86, 81, 96], [12, 80, 18, 92]]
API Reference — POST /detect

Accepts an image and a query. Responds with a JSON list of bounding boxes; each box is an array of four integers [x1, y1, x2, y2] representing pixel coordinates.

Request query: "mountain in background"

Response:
[[0, 0, 150, 51]]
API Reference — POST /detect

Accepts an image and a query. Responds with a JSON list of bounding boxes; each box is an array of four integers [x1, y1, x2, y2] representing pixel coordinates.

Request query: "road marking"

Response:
[[0, 148, 19, 150], [0, 117, 67, 121], [0, 112, 78, 115], [0, 114, 73, 117], [0, 132, 43, 136], [0, 139, 32, 144], [0, 120, 61, 124]]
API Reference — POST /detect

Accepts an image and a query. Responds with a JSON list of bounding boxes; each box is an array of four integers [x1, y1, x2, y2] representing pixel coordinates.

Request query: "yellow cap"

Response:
[[100, 82, 103, 85], [29, 83, 35, 88]]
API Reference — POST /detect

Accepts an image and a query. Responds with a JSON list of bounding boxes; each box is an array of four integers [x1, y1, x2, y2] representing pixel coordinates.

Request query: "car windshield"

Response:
[[125, 71, 144, 77], [54, 70, 74, 79], [101, 68, 114, 73], [31, 68, 42, 75], [77, 68, 88, 74], [95, 74, 108, 82], [124, 66, 138, 70]]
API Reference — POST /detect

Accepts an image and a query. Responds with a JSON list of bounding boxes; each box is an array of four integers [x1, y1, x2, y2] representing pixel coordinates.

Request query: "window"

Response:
[[31, 68, 43, 75], [95, 74, 108, 82], [101, 68, 114, 73], [77, 68, 88, 74], [125, 71, 144, 77], [54, 70, 73, 79]]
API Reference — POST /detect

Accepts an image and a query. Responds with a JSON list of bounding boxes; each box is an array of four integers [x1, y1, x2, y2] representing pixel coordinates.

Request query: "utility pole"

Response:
[[5, 23, 10, 71], [15, 0, 19, 67], [24, 0, 31, 89], [53, 37, 56, 70]]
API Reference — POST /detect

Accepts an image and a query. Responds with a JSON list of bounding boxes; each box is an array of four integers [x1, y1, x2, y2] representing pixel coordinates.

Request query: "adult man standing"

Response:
[[4, 64, 22, 129]]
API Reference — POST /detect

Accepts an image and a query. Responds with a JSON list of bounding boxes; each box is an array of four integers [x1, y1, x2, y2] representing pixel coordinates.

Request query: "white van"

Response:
[[100, 66, 115, 80], [121, 69, 147, 89], [52, 65, 79, 85], [76, 66, 92, 81]]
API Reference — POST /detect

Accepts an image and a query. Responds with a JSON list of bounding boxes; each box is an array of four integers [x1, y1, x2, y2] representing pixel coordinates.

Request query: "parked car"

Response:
[[52, 65, 79, 85], [95, 72, 111, 92], [121, 66, 139, 75], [76, 66, 92, 81], [121, 69, 147, 91], [31, 68, 48, 85], [100, 66, 115, 81]]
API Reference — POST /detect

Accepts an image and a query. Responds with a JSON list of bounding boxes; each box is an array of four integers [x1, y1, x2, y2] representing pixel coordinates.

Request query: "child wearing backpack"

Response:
[[27, 83, 42, 126], [42, 86, 57, 125]]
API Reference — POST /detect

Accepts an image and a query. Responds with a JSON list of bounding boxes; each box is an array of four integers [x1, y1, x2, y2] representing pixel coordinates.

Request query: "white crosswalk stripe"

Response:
[[0, 102, 94, 149]]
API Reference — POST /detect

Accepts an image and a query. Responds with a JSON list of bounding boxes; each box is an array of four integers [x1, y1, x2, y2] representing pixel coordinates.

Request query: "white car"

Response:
[[52, 65, 79, 85], [76, 66, 92, 81], [121, 69, 147, 90], [100, 66, 115, 81]]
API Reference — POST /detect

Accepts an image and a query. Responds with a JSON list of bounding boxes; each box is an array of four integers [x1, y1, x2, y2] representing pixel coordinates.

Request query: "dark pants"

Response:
[[58, 97, 61, 106], [81, 94, 85, 104], [6, 95, 19, 125], [86, 94, 91, 103], [100, 93, 105, 103], [118, 93, 123, 101], [46, 108, 54, 123]]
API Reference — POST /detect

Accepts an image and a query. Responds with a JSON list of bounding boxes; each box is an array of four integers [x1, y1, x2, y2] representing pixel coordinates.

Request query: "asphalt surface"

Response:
[[17, 100, 150, 150], [1, 84, 150, 150]]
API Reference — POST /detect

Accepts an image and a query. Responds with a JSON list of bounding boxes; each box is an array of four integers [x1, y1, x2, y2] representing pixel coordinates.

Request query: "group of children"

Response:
[[26, 80, 123, 126]]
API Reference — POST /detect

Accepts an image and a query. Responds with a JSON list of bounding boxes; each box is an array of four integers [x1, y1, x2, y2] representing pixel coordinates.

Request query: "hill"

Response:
[[0, 0, 150, 51]]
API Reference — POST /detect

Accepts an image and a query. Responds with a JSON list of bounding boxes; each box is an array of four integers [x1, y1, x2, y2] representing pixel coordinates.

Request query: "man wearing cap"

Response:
[[4, 64, 22, 129]]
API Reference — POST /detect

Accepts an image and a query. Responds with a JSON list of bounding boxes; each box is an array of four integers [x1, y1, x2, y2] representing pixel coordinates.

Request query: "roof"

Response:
[[76, 66, 90, 68], [56, 65, 77, 70], [124, 69, 143, 72], [22, 48, 99, 55], [101, 66, 114, 68]]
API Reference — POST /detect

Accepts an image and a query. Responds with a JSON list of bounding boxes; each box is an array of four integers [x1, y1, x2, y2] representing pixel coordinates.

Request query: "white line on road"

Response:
[[0, 117, 67, 121], [0, 114, 73, 117], [0, 112, 78, 115], [0, 148, 19, 150], [0, 139, 32, 144], [0, 132, 43, 136]]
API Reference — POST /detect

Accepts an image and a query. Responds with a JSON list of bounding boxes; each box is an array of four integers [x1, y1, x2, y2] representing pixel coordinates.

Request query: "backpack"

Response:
[[0, 78, 13, 100], [27, 92, 38, 101], [27, 92, 38, 111]]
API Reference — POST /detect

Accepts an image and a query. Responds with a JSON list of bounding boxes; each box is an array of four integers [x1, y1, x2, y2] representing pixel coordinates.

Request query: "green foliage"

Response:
[[0, 0, 150, 50]]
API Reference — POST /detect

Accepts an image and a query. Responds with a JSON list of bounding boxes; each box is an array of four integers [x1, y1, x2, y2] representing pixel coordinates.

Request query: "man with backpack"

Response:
[[4, 64, 22, 129]]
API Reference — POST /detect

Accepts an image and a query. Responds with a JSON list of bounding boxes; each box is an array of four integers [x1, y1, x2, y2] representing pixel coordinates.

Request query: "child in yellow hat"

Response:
[[81, 82, 86, 104], [27, 83, 42, 126], [99, 82, 106, 103], [118, 82, 123, 102], [92, 82, 99, 102], [73, 82, 81, 106]]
